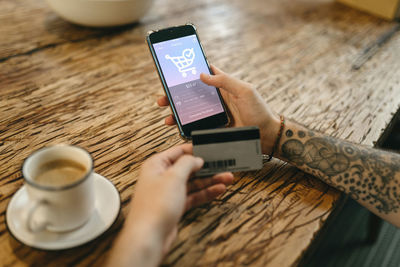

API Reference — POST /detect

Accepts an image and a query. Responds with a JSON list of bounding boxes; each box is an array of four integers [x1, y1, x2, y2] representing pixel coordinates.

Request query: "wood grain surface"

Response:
[[1, 0, 400, 266]]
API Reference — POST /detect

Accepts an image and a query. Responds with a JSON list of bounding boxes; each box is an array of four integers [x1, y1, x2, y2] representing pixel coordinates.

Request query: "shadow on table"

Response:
[[43, 12, 141, 42]]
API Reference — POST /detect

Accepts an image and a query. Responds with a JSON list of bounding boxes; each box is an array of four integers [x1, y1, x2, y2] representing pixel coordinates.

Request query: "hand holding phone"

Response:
[[159, 63, 283, 156], [147, 24, 229, 139]]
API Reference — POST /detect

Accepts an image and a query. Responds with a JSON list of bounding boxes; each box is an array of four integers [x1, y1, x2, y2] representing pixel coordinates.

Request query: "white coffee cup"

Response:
[[22, 145, 95, 233]]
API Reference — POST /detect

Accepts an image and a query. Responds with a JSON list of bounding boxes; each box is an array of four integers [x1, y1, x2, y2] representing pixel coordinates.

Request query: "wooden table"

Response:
[[1, 0, 400, 266]]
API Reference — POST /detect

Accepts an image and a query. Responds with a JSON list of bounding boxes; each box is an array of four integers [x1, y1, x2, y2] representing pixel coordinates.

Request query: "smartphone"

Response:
[[147, 24, 229, 139]]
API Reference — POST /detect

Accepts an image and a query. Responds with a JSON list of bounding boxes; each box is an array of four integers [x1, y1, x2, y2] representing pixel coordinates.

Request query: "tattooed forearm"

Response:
[[278, 124, 400, 217]]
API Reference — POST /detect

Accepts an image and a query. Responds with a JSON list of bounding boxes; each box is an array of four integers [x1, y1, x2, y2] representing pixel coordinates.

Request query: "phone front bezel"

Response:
[[147, 24, 228, 139]]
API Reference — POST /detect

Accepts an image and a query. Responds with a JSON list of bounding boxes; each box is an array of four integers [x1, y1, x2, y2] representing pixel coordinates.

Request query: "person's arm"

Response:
[[108, 218, 164, 267], [106, 144, 234, 267], [276, 120, 400, 227], [158, 65, 400, 227]]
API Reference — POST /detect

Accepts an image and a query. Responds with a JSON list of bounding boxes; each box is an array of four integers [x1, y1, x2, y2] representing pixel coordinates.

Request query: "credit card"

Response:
[[192, 126, 263, 177]]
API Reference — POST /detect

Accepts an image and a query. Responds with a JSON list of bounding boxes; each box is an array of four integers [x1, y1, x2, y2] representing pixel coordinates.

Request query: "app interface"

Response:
[[153, 35, 224, 125]]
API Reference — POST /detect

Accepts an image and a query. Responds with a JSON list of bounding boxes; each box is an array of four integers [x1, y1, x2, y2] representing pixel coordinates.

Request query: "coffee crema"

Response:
[[34, 159, 87, 187]]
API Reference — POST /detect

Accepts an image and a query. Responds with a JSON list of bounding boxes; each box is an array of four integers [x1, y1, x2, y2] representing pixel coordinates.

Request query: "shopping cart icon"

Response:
[[165, 48, 196, 77]]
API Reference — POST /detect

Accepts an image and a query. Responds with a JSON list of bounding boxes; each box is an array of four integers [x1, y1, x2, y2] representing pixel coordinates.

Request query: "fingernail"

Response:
[[196, 157, 204, 165], [201, 73, 210, 79]]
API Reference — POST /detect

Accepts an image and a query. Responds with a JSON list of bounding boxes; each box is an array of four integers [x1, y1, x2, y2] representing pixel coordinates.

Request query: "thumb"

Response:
[[200, 65, 244, 96], [169, 155, 203, 183]]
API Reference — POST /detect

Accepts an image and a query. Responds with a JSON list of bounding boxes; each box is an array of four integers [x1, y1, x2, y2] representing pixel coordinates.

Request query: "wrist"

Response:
[[117, 217, 164, 266], [124, 210, 166, 241], [260, 114, 281, 155], [107, 215, 164, 267]]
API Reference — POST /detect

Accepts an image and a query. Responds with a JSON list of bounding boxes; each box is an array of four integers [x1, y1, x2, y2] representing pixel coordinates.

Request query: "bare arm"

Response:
[[277, 121, 400, 227], [105, 145, 234, 267]]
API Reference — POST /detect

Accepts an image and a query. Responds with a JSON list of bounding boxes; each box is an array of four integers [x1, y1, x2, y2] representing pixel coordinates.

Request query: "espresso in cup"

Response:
[[23, 145, 95, 233], [34, 159, 87, 187]]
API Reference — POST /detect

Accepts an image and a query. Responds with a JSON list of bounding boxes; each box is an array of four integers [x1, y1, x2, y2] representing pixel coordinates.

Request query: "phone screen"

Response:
[[152, 35, 224, 125]]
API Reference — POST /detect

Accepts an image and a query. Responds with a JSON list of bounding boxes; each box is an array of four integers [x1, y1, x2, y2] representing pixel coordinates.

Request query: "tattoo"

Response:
[[281, 130, 400, 214], [285, 129, 293, 137]]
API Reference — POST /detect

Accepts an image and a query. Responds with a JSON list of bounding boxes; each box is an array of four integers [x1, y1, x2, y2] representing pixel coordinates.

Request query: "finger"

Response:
[[185, 184, 227, 210], [164, 115, 176, 125], [151, 144, 194, 168], [209, 64, 224, 75], [187, 172, 234, 193], [157, 96, 170, 107], [177, 143, 193, 155], [159, 143, 193, 159], [169, 155, 204, 183], [200, 66, 247, 97]]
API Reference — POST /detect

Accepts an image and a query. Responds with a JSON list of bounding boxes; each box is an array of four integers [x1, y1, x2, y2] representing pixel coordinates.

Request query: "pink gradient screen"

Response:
[[153, 35, 224, 125]]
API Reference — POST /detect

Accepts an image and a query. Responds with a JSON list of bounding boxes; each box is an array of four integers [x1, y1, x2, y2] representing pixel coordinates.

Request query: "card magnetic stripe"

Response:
[[192, 129, 260, 145]]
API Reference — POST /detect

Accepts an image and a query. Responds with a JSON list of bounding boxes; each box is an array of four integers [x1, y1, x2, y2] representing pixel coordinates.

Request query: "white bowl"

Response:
[[45, 0, 154, 27]]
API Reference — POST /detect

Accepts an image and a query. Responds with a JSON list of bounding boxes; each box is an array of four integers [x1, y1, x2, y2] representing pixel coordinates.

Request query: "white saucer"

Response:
[[6, 173, 120, 250]]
